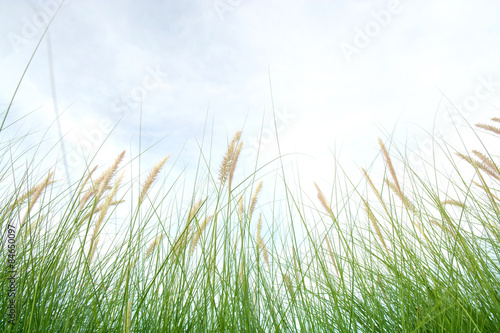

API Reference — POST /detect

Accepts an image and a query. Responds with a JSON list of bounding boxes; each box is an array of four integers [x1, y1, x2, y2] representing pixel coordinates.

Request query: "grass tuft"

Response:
[[2, 107, 500, 331]]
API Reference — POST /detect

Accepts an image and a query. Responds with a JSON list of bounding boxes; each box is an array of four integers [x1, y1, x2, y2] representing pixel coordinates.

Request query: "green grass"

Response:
[[1, 111, 500, 332], [1, 31, 500, 330]]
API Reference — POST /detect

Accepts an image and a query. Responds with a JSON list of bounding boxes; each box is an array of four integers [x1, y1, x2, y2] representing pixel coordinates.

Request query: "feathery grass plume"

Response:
[[429, 218, 443, 229], [88, 234, 100, 266], [20, 171, 53, 228], [228, 141, 243, 192], [429, 218, 457, 238], [256, 213, 270, 270], [190, 215, 213, 255], [97, 172, 124, 225], [362, 168, 388, 212], [139, 155, 169, 205], [93, 151, 124, 185], [88, 171, 124, 265], [125, 300, 131, 333], [256, 214, 262, 246], [10, 173, 56, 214], [81, 165, 98, 189], [472, 150, 498, 173], [187, 199, 203, 225], [363, 200, 388, 253], [11, 187, 36, 212], [94, 150, 125, 201], [79, 190, 95, 211], [473, 162, 500, 221], [238, 195, 244, 221], [314, 182, 334, 219], [379, 138, 401, 192], [173, 199, 202, 257], [492, 117, 500, 123], [456, 152, 500, 180], [379, 139, 418, 215], [238, 257, 245, 284], [472, 181, 500, 202], [79, 186, 113, 212], [476, 123, 500, 136], [384, 177, 427, 240], [218, 131, 242, 185], [77, 165, 98, 210], [249, 181, 263, 222], [172, 231, 185, 258], [283, 273, 293, 294], [82, 153, 122, 230], [183, 199, 203, 249], [385, 178, 418, 215], [145, 233, 165, 258], [456, 152, 475, 165], [81, 200, 124, 221], [233, 232, 240, 253], [325, 235, 339, 277], [377, 141, 426, 241], [441, 199, 467, 209], [385, 177, 426, 240], [184, 199, 206, 247], [472, 150, 500, 180]]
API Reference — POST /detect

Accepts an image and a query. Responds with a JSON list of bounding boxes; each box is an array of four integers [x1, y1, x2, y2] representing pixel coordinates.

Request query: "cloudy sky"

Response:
[[1, 0, 499, 207]]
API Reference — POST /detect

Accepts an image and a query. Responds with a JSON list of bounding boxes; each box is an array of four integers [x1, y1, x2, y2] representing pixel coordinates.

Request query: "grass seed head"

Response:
[[256, 213, 270, 270], [476, 123, 500, 136], [441, 199, 466, 209], [238, 195, 244, 221], [379, 138, 401, 193], [325, 235, 340, 277], [472, 150, 500, 180], [385, 178, 417, 214], [190, 215, 213, 255], [219, 131, 242, 185], [139, 155, 169, 205], [94, 150, 125, 200], [457, 152, 500, 180], [228, 141, 243, 192], [88, 171, 124, 265], [20, 171, 54, 228], [363, 200, 388, 253], [314, 182, 332, 217], [145, 233, 165, 258], [78, 165, 98, 205], [249, 181, 263, 222]]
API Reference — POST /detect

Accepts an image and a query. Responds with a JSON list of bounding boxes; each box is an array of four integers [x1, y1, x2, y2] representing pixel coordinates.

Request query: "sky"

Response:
[[1, 0, 499, 221]]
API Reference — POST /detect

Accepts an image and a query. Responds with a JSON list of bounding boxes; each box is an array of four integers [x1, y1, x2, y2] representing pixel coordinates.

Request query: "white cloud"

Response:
[[0, 0, 498, 207]]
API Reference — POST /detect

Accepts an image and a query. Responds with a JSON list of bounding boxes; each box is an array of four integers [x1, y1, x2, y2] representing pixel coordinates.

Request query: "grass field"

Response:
[[1, 102, 500, 331]]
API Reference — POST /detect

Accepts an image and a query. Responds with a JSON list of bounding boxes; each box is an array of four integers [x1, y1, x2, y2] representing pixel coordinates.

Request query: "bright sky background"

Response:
[[1, 0, 499, 223]]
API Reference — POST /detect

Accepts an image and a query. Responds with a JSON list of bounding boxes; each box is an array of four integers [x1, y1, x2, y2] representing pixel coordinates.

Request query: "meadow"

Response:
[[1, 99, 500, 332]]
